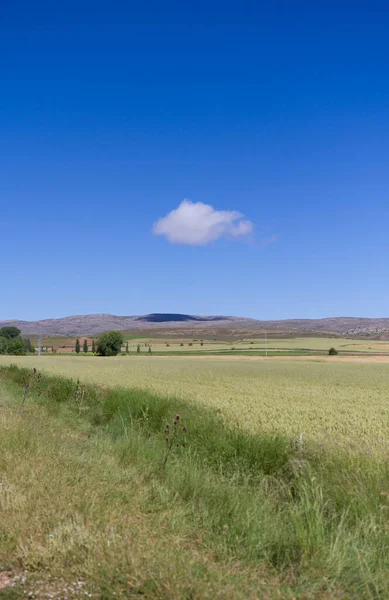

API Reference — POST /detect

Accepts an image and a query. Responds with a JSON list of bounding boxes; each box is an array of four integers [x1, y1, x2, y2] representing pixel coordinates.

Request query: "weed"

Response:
[[163, 413, 187, 467]]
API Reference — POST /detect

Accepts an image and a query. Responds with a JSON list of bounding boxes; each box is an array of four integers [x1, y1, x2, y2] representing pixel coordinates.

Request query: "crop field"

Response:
[[130, 336, 389, 354], [32, 335, 389, 355], [2, 354, 389, 454], [3, 354, 389, 597]]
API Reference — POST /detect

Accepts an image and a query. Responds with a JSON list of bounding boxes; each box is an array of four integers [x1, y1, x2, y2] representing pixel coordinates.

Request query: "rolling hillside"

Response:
[[1, 313, 389, 337]]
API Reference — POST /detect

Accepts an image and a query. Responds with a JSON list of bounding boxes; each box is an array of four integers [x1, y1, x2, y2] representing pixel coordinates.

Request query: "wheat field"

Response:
[[1, 354, 389, 454]]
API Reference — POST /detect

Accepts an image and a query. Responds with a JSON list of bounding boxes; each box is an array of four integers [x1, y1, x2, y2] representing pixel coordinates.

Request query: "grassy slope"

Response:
[[0, 379, 284, 599], [2, 366, 389, 598]]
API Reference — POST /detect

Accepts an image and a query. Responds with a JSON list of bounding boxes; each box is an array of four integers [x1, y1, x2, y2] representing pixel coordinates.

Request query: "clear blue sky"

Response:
[[2, 1, 389, 320]]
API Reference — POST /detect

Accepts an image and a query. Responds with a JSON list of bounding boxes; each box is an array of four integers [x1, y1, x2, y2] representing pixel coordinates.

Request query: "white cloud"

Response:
[[153, 199, 253, 246]]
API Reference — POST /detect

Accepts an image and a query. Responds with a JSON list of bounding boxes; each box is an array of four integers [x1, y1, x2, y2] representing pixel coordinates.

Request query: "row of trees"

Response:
[[75, 338, 92, 354], [75, 331, 123, 356], [0, 327, 34, 356]]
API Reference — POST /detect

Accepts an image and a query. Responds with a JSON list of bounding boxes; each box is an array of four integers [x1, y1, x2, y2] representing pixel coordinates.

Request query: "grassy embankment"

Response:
[[1, 365, 389, 597]]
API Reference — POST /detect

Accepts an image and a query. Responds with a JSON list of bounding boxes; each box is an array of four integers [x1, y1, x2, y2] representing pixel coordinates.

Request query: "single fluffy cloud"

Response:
[[153, 199, 253, 246]]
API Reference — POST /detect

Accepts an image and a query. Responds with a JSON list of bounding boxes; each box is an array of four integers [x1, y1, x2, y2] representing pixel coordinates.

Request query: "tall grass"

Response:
[[2, 364, 389, 597]]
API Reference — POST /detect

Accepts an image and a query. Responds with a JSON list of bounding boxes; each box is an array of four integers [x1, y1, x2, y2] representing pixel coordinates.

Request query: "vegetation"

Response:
[[3, 355, 389, 454], [75, 338, 80, 353], [6, 337, 26, 355], [2, 363, 389, 597], [328, 346, 339, 355], [0, 336, 7, 354], [96, 330, 123, 356], [0, 325, 22, 339], [91, 339, 96, 353], [0, 326, 34, 355], [83, 339, 88, 354]]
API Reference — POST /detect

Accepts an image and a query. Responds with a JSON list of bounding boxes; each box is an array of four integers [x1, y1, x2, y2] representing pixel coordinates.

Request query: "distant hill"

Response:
[[0, 314, 256, 336], [1, 313, 389, 338]]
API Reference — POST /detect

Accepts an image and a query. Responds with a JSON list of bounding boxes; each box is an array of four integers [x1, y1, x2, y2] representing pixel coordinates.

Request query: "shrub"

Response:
[[328, 347, 338, 356], [96, 331, 124, 356], [0, 335, 30, 355], [7, 338, 26, 355]]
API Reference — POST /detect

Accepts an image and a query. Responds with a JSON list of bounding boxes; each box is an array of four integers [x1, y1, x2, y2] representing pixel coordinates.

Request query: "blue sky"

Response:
[[1, 1, 389, 320]]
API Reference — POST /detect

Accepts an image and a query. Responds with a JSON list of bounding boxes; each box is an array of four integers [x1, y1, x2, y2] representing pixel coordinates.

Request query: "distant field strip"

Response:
[[33, 336, 389, 355], [2, 355, 389, 454]]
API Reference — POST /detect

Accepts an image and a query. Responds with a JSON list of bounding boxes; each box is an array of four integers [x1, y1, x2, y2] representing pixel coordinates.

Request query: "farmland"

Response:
[[2, 354, 389, 598], [1, 354, 389, 454], [30, 334, 389, 356]]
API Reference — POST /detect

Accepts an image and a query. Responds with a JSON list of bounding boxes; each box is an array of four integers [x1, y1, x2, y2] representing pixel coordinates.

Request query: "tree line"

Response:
[[1, 328, 132, 357]]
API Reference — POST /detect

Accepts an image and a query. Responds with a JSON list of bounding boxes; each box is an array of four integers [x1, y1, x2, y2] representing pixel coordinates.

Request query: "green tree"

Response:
[[83, 339, 88, 354], [0, 326, 21, 339], [92, 339, 96, 353], [125, 342, 129, 354], [96, 331, 123, 356], [137, 343, 141, 354], [75, 338, 81, 354], [0, 337, 7, 354], [148, 345, 152, 354], [23, 338, 35, 353], [7, 338, 26, 355], [328, 347, 338, 356]]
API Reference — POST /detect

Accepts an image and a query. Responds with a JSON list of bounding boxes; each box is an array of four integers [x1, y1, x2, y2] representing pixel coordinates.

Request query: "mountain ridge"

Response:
[[2, 313, 389, 338]]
